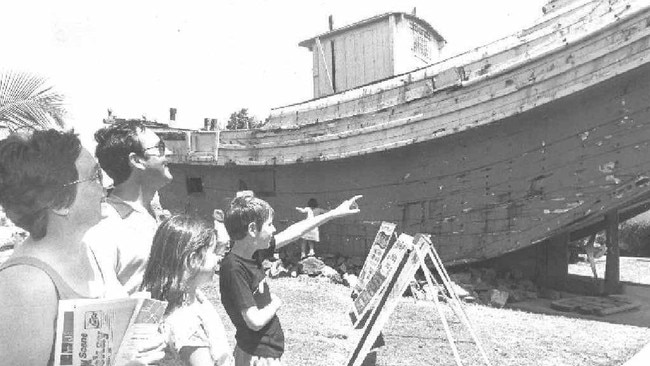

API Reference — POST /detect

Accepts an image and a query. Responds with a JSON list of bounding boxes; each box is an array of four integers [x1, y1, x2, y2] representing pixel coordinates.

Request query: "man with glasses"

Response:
[[85, 120, 173, 294]]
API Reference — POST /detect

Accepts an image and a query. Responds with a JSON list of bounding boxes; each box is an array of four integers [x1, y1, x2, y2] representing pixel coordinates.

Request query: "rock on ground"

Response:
[[300, 257, 326, 276]]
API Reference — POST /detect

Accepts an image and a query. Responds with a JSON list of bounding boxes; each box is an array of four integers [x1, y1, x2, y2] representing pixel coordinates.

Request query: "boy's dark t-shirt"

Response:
[[219, 239, 284, 358]]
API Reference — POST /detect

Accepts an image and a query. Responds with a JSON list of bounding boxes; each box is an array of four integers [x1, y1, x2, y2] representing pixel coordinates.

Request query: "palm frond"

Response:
[[0, 71, 66, 131]]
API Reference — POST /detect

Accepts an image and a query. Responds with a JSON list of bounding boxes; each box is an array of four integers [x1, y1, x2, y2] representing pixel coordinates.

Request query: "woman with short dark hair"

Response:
[[0, 129, 158, 365]]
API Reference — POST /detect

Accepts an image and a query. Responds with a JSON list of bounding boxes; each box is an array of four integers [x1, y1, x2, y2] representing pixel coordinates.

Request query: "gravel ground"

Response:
[[2, 232, 648, 366], [195, 276, 650, 366]]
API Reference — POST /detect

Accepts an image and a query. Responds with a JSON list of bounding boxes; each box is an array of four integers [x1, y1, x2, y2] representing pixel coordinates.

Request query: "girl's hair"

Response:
[[307, 198, 318, 209], [141, 214, 223, 311]]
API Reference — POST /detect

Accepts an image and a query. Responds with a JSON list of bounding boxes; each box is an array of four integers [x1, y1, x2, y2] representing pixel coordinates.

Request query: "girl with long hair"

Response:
[[141, 214, 233, 366]]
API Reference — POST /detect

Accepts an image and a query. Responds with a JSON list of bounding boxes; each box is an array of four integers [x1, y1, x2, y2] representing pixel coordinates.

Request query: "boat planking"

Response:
[[161, 0, 650, 264]]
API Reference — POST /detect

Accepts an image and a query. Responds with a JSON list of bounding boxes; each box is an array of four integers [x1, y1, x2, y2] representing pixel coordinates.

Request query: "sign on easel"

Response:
[[350, 233, 411, 326], [346, 234, 429, 366], [353, 222, 396, 294]]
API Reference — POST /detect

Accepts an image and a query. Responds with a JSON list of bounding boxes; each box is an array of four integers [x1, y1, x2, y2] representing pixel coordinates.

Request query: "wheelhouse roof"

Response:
[[298, 12, 445, 48]]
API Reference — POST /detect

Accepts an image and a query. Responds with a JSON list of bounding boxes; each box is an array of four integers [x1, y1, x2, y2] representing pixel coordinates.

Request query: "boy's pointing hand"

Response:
[[332, 195, 363, 217]]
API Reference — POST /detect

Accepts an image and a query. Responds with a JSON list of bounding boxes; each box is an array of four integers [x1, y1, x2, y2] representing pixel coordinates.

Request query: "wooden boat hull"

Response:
[[161, 0, 650, 264], [164, 60, 650, 264]]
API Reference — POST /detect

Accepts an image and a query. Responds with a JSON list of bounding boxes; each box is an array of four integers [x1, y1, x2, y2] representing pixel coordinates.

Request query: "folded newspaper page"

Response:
[[53, 296, 167, 366]]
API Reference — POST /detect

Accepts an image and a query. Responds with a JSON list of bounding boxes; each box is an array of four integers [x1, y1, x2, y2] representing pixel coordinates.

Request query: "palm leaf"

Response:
[[0, 71, 66, 131]]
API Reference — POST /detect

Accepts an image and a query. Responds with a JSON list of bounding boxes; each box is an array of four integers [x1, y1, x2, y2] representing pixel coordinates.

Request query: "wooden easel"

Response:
[[346, 227, 492, 366]]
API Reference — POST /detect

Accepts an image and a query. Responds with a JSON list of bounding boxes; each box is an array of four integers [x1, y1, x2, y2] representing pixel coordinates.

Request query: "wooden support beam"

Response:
[[604, 210, 622, 294], [549, 232, 569, 290], [536, 232, 569, 290]]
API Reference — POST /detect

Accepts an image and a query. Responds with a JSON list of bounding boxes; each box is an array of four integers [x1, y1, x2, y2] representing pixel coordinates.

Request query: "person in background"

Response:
[[141, 214, 233, 366], [0, 129, 163, 365], [296, 198, 327, 259], [87, 120, 173, 294], [214, 208, 231, 250], [220, 194, 362, 365]]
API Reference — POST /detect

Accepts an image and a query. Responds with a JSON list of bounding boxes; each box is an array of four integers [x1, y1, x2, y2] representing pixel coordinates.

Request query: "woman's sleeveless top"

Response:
[[0, 256, 86, 365]]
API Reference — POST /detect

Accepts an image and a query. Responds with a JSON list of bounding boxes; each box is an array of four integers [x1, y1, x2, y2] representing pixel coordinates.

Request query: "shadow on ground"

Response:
[[509, 280, 650, 328]]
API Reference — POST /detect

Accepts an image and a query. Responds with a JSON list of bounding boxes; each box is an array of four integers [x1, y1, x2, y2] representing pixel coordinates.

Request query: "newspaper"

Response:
[[53, 296, 168, 366]]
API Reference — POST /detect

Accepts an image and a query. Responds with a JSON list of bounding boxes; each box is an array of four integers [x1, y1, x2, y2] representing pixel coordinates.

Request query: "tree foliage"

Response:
[[0, 71, 66, 131], [226, 108, 260, 130]]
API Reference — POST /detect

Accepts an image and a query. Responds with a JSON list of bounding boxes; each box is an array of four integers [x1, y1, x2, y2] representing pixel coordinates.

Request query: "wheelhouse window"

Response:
[[410, 21, 431, 62]]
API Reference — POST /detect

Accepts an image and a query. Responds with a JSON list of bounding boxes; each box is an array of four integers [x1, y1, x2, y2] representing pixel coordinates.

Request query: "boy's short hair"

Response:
[[224, 196, 274, 241]]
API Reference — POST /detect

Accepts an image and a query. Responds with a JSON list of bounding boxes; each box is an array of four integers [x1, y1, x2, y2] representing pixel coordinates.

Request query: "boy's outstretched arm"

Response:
[[275, 195, 362, 248]]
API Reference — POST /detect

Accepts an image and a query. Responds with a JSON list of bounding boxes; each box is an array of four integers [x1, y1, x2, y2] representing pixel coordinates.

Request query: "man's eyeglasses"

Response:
[[63, 168, 103, 187], [143, 141, 166, 156]]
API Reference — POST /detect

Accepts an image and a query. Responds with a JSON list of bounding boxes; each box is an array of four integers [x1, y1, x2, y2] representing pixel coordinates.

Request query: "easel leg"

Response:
[[419, 244, 493, 366], [414, 246, 464, 366]]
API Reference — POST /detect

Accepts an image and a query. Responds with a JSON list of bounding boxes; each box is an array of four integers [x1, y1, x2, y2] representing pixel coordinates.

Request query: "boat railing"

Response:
[[262, 0, 643, 130]]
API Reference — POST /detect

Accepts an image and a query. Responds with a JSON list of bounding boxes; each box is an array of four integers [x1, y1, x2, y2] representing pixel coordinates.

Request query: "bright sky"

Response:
[[2, 0, 547, 146]]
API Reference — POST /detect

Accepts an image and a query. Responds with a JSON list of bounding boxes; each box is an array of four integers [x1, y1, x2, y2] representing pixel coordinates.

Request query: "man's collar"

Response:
[[105, 194, 152, 219]]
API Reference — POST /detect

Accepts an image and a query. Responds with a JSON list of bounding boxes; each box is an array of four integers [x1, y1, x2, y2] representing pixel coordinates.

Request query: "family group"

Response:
[[0, 121, 361, 366]]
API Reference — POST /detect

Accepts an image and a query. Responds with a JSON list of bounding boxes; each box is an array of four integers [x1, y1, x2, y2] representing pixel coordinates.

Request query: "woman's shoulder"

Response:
[[0, 261, 58, 304], [1, 254, 54, 281], [0, 253, 82, 299], [0, 259, 52, 281]]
